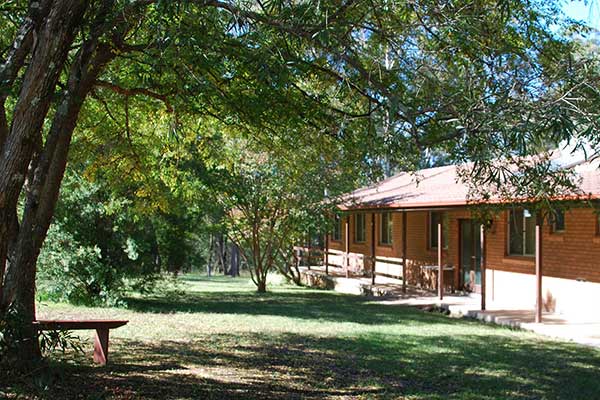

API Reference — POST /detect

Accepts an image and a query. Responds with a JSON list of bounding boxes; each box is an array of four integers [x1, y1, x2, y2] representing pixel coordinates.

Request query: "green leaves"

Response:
[[17, 0, 600, 299]]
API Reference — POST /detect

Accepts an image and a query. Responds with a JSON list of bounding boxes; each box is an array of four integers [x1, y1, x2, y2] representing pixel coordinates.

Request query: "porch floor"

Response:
[[299, 266, 600, 348]]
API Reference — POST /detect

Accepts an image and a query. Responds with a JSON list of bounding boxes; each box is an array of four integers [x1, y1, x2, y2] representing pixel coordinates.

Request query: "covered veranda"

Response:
[[297, 204, 548, 323]]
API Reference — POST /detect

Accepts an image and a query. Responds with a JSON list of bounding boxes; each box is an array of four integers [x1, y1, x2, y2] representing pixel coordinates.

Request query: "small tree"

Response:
[[215, 151, 331, 292], [206, 137, 346, 292]]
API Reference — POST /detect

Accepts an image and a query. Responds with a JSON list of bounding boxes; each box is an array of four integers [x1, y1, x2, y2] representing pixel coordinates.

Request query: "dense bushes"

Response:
[[36, 172, 206, 305]]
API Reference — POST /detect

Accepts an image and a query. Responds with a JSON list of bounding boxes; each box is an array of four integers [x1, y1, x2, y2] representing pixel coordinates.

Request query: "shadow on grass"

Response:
[[12, 276, 600, 399], [9, 331, 600, 400], [124, 279, 460, 327]]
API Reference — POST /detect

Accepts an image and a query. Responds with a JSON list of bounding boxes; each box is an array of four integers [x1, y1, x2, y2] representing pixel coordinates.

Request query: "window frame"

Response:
[[551, 210, 566, 234], [332, 215, 342, 241], [507, 208, 536, 257], [428, 211, 448, 250], [354, 213, 366, 243], [379, 212, 393, 246]]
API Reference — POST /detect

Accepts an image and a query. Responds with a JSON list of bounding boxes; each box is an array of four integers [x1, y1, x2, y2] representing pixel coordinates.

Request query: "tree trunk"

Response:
[[230, 243, 240, 277], [207, 234, 215, 276], [0, 6, 36, 149], [0, 0, 138, 362], [0, 1, 88, 279], [256, 278, 267, 293], [275, 247, 302, 286], [149, 225, 161, 273], [219, 234, 228, 274], [0, 0, 91, 363]]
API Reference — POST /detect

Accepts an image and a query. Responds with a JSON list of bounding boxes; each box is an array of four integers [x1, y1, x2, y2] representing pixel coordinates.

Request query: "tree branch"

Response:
[[0, 14, 34, 149], [94, 80, 174, 112]]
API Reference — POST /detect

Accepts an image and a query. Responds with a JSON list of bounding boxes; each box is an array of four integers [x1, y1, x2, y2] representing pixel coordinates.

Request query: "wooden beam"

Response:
[[374, 256, 404, 265], [480, 224, 486, 311], [94, 328, 110, 365], [371, 212, 376, 285], [535, 215, 543, 323], [307, 232, 311, 270], [438, 221, 443, 300], [402, 211, 407, 293], [34, 320, 128, 330], [344, 216, 350, 278]]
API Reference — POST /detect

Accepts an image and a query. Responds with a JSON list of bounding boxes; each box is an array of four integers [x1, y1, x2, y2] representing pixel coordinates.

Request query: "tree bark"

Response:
[[219, 234, 228, 274], [0, 1, 88, 306], [207, 235, 214, 276], [0, 19, 33, 149], [0, 0, 140, 362], [256, 280, 267, 293], [0, 1, 50, 297], [229, 243, 240, 277], [0, 0, 50, 148]]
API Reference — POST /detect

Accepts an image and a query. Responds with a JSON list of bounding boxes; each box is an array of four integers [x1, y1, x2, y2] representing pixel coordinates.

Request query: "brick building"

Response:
[[325, 157, 600, 321]]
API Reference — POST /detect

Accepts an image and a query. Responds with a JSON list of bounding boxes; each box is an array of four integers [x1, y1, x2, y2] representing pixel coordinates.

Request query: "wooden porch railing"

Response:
[[293, 246, 405, 280]]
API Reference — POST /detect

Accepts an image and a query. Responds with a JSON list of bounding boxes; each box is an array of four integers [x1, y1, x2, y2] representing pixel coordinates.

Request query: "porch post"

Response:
[[438, 220, 443, 300], [371, 212, 376, 285], [480, 224, 486, 311], [296, 245, 300, 269], [402, 210, 407, 293], [306, 232, 311, 270], [344, 215, 350, 278], [535, 215, 543, 323], [324, 231, 329, 275]]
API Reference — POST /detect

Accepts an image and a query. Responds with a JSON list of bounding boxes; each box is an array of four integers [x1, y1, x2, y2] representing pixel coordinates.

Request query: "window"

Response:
[[429, 211, 448, 249], [596, 213, 600, 236], [380, 212, 393, 245], [551, 210, 565, 233], [332, 215, 342, 241], [354, 213, 366, 243], [508, 209, 536, 256]]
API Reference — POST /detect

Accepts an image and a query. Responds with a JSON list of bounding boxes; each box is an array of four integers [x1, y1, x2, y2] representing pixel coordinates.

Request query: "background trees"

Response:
[[1, 0, 599, 362], [37, 169, 207, 305]]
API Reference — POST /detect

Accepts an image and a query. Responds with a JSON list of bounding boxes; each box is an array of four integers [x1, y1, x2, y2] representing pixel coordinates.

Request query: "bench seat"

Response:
[[33, 319, 128, 365]]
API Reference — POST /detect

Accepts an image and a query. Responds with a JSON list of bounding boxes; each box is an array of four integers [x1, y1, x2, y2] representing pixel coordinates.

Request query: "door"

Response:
[[460, 220, 482, 292]]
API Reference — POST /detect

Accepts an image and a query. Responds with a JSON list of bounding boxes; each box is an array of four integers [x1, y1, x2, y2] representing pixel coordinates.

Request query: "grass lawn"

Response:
[[4, 274, 600, 399]]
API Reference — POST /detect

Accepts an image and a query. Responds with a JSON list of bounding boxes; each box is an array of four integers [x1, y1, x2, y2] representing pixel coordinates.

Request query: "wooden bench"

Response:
[[33, 319, 128, 365]]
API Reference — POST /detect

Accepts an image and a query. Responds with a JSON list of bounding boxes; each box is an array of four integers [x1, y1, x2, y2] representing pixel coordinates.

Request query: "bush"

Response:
[[0, 304, 26, 365], [36, 173, 162, 305], [37, 222, 126, 305]]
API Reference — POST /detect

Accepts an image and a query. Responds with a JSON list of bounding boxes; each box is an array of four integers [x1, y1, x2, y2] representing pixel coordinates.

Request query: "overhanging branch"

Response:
[[94, 80, 174, 112]]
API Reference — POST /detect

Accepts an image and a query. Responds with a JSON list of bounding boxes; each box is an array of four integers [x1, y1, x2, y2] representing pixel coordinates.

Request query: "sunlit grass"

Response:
[[6, 273, 600, 399]]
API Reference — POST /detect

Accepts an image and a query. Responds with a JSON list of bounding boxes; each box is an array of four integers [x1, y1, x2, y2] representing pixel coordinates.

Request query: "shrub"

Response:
[[36, 173, 161, 305]]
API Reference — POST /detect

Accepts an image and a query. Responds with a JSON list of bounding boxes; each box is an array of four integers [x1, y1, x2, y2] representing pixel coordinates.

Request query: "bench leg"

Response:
[[93, 328, 109, 365]]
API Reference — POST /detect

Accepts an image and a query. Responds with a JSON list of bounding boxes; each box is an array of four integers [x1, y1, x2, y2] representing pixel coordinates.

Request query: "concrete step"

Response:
[[300, 270, 402, 297]]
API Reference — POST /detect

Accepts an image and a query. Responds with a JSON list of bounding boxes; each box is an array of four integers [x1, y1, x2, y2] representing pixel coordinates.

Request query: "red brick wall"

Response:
[[486, 207, 600, 283], [326, 206, 600, 288]]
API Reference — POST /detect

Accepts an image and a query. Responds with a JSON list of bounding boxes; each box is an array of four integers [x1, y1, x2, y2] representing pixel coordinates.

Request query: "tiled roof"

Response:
[[576, 164, 600, 196], [340, 158, 600, 211]]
